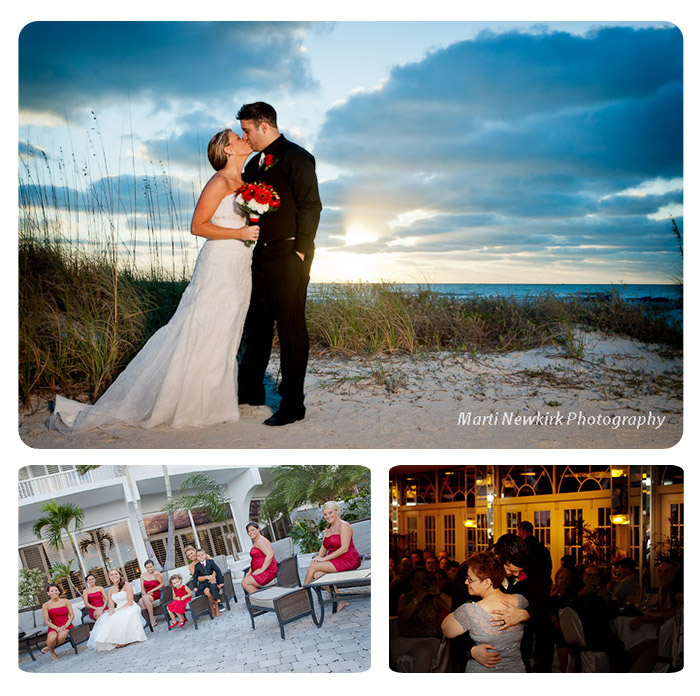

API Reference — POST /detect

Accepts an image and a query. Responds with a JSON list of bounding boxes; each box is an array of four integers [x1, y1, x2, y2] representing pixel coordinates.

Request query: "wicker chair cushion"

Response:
[[248, 586, 302, 610], [307, 569, 371, 585]]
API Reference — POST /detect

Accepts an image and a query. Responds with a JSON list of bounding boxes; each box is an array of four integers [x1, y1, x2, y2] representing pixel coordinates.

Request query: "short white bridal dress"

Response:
[[87, 590, 147, 651], [47, 194, 252, 432]]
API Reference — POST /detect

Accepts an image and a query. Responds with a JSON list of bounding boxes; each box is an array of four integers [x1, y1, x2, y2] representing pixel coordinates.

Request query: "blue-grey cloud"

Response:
[[314, 25, 683, 277], [19, 173, 194, 223], [19, 22, 321, 117]]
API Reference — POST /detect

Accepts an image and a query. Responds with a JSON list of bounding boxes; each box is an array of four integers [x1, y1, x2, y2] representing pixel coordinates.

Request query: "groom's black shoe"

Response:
[[263, 409, 305, 426]]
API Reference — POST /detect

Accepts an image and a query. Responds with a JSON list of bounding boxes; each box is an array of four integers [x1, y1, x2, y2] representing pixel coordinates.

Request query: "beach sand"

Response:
[[18, 332, 682, 449]]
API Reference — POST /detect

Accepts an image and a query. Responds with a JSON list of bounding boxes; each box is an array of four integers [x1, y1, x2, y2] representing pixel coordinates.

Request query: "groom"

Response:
[[236, 102, 322, 426]]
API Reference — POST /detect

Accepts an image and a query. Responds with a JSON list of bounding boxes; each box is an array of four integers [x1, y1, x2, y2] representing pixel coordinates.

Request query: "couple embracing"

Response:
[[48, 102, 322, 434]]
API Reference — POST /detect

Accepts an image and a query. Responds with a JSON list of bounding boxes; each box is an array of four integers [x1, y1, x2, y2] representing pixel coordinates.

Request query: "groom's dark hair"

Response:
[[237, 102, 278, 129]]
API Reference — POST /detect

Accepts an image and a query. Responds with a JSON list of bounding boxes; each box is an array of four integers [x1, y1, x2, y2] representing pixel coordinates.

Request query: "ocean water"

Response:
[[310, 283, 681, 303]]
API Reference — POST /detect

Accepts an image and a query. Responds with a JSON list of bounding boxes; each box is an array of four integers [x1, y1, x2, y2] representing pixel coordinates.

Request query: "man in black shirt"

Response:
[[517, 521, 554, 671], [236, 102, 322, 426]]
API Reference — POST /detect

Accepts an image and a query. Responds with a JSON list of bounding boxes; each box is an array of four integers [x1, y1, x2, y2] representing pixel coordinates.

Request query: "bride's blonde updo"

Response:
[[207, 129, 232, 171], [322, 501, 340, 513]]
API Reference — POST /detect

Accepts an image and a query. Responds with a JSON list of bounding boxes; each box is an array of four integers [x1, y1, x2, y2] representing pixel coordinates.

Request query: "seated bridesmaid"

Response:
[[303, 501, 362, 611], [82, 573, 108, 622], [137, 559, 165, 627], [241, 522, 278, 594], [41, 583, 75, 660], [166, 574, 193, 627]]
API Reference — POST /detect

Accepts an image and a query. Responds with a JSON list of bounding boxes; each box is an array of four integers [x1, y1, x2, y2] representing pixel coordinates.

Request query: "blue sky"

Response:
[[17, 18, 683, 283]]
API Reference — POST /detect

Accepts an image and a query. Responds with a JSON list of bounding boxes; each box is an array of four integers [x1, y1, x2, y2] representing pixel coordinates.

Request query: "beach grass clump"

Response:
[[19, 237, 153, 407], [305, 284, 681, 357]]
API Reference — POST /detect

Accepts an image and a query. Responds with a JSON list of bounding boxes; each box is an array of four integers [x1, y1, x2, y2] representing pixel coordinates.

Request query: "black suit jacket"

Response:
[[242, 134, 322, 257], [193, 559, 222, 586]]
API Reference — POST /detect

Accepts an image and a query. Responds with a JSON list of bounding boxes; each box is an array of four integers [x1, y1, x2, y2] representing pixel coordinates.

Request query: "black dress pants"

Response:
[[238, 240, 313, 415]]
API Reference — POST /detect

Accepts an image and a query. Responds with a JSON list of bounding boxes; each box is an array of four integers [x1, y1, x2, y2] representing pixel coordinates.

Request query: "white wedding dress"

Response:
[[47, 194, 252, 432], [87, 590, 147, 651]]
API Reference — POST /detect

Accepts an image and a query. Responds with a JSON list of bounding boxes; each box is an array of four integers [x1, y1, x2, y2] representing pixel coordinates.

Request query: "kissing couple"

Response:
[[48, 102, 322, 434]]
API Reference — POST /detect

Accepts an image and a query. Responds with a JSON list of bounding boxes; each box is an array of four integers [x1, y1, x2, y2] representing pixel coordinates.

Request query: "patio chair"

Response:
[[160, 583, 218, 630], [559, 607, 610, 672], [26, 623, 91, 660], [186, 594, 215, 629], [305, 568, 371, 624], [244, 555, 319, 639], [220, 569, 238, 608]]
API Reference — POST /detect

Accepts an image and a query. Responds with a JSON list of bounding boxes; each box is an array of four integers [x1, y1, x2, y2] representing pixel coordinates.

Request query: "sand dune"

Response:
[[19, 333, 682, 449]]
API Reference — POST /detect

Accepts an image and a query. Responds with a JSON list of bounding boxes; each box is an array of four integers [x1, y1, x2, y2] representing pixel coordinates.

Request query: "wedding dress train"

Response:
[[47, 194, 252, 432]]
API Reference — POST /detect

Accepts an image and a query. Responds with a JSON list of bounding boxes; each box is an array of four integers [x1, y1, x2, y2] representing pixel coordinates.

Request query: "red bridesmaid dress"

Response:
[[167, 586, 192, 614], [87, 591, 105, 620], [47, 604, 73, 633], [323, 534, 361, 571], [142, 578, 161, 600], [249, 546, 278, 586]]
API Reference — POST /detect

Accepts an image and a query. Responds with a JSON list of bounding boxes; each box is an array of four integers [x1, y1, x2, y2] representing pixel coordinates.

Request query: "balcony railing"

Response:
[[18, 466, 125, 500]]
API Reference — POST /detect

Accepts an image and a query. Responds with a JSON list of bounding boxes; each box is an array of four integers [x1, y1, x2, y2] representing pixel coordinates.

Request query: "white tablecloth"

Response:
[[610, 615, 658, 651]]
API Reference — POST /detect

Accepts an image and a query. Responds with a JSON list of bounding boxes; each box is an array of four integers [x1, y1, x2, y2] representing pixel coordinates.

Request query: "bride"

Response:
[[87, 568, 147, 651], [46, 129, 259, 432]]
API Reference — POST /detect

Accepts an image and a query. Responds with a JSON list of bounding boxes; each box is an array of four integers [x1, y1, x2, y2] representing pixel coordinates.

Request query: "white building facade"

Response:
[[19, 465, 276, 599]]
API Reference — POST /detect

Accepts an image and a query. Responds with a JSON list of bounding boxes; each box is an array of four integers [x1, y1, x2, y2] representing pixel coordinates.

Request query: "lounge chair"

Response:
[[244, 555, 319, 639]]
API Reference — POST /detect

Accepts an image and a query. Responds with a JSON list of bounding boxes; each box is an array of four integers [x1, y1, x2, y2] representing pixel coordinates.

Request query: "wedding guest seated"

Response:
[[627, 559, 683, 671], [390, 558, 414, 615], [409, 549, 424, 568], [82, 573, 108, 622], [560, 555, 582, 590], [424, 555, 438, 574], [438, 556, 450, 572], [390, 567, 451, 672], [577, 565, 611, 603], [446, 561, 460, 584], [41, 584, 74, 661], [193, 549, 224, 618], [166, 574, 193, 627], [609, 558, 638, 604], [138, 559, 165, 627], [549, 567, 578, 671], [389, 551, 399, 581], [430, 569, 453, 604], [630, 559, 683, 633], [573, 565, 629, 671]]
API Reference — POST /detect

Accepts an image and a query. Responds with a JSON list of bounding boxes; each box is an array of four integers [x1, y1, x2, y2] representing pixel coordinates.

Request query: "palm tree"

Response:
[[162, 472, 233, 555], [76, 465, 162, 570], [32, 500, 88, 576], [162, 466, 176, 570], [79, 528, 115, 580], [49, 561, 81, 597], [262, 465, 369, 520]]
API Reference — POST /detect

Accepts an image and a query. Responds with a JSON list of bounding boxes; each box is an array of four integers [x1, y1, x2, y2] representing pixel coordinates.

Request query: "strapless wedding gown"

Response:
[[46, 194, 252, 432], [87, 590, 147, 651]]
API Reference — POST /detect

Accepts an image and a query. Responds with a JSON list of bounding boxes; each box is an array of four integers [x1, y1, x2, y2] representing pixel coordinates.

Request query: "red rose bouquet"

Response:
[[234, 182, 281, 246]]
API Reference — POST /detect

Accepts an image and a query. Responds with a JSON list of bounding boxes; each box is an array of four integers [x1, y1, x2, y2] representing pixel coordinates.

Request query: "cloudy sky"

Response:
[[18, 19, 683, 284]]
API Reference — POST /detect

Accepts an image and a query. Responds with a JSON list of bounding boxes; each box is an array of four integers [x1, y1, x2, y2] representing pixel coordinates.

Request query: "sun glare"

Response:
[[343, 225, 378, 246]]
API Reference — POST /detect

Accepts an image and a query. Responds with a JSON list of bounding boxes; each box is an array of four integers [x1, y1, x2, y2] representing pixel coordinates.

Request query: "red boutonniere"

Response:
[[515, 570, 528, 583], [262, 154, 276, 171]]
